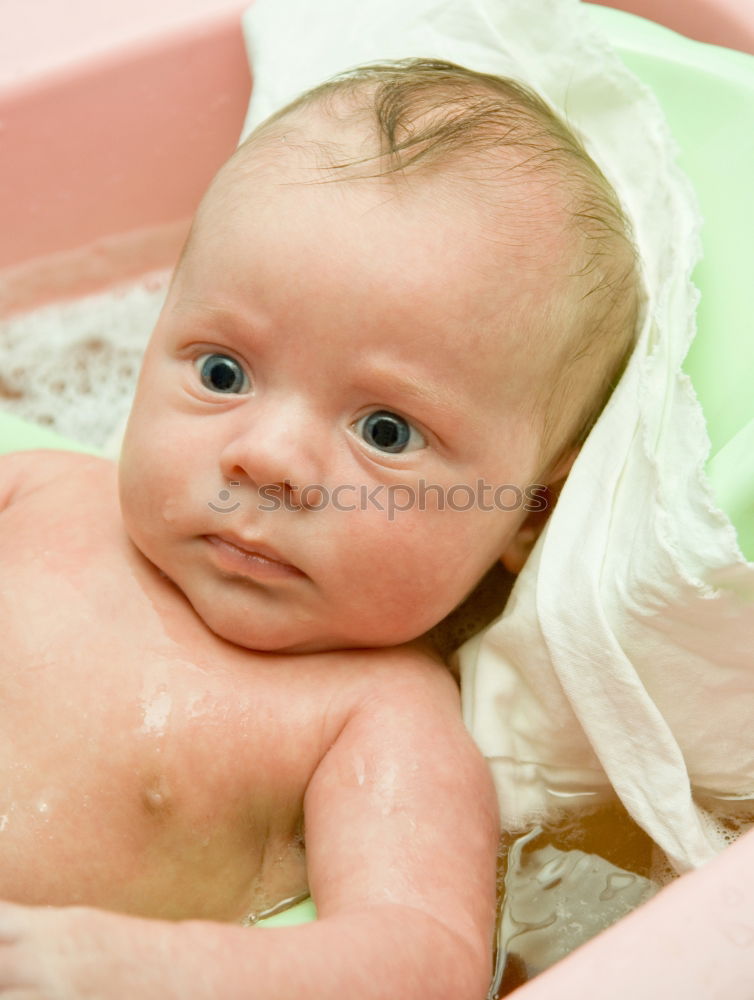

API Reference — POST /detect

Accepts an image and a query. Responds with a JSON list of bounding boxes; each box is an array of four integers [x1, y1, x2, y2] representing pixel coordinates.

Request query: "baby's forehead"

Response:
[[225, 102, 569, 255], [183, 120, 571, 391]]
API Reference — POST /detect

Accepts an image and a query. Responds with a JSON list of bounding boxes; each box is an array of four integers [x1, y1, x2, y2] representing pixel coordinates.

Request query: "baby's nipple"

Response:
[[141, 776, 172, 818]]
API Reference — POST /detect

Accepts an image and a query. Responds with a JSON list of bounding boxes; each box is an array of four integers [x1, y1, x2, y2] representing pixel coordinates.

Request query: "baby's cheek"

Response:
[[361, 523, 459, 627], [401, 510, 497, 600], [118, 440, 165, 544]]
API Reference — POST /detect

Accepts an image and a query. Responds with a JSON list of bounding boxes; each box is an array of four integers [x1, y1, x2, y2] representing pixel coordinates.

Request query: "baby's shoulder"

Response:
[[0, 448, 110, 510], [326, 641, 461, 718], [311, 643, 485, 794]]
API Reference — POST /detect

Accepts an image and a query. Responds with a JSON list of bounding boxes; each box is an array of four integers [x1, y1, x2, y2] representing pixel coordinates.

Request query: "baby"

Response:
[[0, 60, 638, 998]]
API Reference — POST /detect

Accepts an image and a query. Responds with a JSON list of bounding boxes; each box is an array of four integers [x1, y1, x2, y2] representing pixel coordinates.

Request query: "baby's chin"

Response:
[[206, 618, 324, 655], [200, 616, 380, 656], [189, 598, 424, 657]]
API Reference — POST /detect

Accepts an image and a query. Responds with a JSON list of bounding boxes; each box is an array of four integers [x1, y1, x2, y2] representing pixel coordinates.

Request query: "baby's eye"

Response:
[[195, 353, 250, 394], [356, 410, 425, 454]]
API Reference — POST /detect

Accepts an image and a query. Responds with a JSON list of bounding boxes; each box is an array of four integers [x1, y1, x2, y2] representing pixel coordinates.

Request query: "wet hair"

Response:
[[242, 58, 641, 471]]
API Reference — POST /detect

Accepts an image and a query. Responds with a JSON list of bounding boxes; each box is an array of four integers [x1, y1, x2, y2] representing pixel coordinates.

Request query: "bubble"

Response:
[[0, 270, 169, 448], [599, 871, 638, 901]]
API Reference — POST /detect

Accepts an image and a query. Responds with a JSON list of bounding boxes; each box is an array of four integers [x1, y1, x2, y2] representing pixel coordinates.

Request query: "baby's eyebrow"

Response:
[[170, 297, 269, 344], [355, 363, 462, 415]]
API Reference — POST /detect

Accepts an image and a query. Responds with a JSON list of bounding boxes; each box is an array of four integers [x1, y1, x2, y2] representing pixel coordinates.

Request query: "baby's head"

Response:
[[119, 59, 639, 654], [248, 59, 640, 470]]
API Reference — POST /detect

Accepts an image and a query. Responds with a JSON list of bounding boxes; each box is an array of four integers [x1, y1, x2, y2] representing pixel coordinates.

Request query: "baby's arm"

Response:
[[294, 650, 500, 997], [0, 649, 499, 1000]]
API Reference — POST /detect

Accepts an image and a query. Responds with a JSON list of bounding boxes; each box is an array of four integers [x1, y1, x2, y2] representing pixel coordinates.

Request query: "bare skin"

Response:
[[0, 450, 499, 998]]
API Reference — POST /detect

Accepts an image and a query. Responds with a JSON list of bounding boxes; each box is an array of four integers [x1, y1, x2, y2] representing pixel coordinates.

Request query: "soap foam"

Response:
[[0, 271, 170, 450]]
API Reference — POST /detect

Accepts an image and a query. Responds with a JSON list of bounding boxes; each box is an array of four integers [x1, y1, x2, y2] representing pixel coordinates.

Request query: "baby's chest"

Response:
[[0, 602, 320, 919], [0, 504, 337, 917]]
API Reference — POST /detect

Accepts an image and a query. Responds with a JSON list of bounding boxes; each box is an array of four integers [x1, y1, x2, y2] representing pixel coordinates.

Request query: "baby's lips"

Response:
[[205, 532, 306, 579]]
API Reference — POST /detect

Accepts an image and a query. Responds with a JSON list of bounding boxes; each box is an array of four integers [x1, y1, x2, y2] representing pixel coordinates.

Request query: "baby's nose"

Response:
[[219, 403, 324, 502]]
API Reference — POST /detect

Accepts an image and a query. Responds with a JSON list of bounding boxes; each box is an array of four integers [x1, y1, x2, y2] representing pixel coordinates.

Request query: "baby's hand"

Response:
[[0, 900, 211, 1000], [0, 900, 124, 999]]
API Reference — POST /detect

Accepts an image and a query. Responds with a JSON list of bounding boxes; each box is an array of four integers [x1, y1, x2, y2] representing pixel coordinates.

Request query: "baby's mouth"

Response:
[[204, 533, 306, 580]]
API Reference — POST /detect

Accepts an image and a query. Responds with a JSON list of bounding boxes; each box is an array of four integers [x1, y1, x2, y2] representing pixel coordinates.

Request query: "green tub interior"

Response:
[[1, 6, 752, 928]]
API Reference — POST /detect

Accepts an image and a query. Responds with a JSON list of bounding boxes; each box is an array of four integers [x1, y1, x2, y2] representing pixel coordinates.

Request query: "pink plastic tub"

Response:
[[0, 0, 250, 315], [595, 0, 754, 53]]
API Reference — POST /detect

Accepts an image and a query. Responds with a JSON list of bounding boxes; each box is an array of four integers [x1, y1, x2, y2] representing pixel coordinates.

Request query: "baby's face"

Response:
[[119, 125, 550, 653]]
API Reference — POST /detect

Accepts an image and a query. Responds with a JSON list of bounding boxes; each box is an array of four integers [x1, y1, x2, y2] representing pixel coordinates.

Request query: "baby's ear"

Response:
[[499, 448, 578, 575]]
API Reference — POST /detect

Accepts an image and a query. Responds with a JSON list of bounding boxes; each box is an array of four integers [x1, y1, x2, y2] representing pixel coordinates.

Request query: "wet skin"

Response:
[[0, 453, 497, 929]]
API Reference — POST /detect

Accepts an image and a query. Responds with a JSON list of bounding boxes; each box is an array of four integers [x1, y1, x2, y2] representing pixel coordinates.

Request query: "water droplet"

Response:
[[545, 786, 600, 800], [599, 871, 637, 901], [140, 688, 172, 735], [353, 756, 366, 787], [536, 854, 569, 889]]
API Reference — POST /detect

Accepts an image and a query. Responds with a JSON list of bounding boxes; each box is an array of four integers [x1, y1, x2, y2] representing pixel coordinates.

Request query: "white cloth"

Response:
[[239, 0, 754, 873]]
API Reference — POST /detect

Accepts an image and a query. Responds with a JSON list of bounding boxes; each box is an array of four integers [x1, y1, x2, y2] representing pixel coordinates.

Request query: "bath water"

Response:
[[489, 794, 754, 996]]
